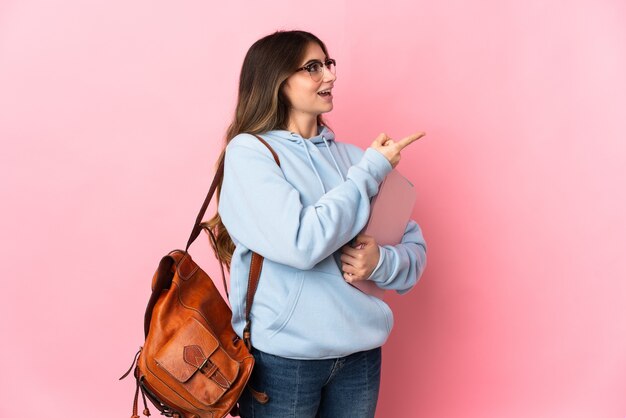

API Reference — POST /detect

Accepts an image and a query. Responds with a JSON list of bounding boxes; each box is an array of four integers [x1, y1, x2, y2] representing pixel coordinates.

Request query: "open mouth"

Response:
[[317, 89, 332, 97]]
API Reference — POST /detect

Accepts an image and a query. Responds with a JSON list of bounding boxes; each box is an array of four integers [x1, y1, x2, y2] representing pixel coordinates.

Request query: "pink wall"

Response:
[[1, 0, 625, 417]]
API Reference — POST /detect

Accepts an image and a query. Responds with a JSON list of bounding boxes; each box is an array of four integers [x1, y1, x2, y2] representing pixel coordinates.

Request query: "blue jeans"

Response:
[[238, 345, 382, 418]]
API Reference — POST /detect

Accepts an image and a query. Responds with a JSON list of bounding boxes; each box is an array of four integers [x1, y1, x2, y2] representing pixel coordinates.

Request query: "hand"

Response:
[[339, 234, 380, 283], [370, 131, 426, 168]]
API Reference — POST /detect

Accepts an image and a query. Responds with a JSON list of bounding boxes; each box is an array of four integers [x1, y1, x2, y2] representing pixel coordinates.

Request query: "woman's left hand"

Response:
[[340, 234, 380, 283]]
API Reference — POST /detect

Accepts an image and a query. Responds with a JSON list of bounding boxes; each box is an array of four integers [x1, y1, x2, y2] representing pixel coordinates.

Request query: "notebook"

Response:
[[348, 168, 417, 299]]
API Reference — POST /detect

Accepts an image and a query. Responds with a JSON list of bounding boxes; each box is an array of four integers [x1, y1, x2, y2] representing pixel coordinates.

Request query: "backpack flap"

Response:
[[154, 316, 241, 407]]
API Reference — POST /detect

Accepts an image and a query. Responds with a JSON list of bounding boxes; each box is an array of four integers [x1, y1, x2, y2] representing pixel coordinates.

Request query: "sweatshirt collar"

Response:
[[271, 124, 335, 145]]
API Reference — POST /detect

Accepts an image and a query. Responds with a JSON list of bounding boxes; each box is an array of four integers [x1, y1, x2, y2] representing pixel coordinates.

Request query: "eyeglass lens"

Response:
[[309, 60, 336, 82]]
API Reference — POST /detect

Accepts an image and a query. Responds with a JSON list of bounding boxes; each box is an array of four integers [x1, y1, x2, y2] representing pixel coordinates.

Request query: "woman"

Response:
[[204, 29, 427, 418]]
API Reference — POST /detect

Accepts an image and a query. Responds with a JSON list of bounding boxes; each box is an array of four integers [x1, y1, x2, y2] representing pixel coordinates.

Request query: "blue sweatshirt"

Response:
[[217, 124, 427, 360]]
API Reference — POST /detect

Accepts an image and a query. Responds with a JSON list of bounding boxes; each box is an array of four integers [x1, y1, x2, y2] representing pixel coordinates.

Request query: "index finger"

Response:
[[397, 131, 426, 150]]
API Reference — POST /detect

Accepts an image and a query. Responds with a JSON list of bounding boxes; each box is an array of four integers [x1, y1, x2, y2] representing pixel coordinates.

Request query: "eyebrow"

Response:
[[302, 57, 328, 66]]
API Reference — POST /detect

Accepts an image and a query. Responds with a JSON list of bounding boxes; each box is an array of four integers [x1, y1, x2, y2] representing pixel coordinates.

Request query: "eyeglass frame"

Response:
[[294, 58, 337, 81]]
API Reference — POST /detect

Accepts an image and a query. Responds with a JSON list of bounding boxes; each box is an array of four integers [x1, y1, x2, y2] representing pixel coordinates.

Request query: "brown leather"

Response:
[[120, 133, 279, 418]]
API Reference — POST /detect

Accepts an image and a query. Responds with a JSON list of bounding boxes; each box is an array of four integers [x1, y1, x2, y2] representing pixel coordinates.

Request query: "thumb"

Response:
[[357, 233, 374, 242], [373, 132, 388, 147]]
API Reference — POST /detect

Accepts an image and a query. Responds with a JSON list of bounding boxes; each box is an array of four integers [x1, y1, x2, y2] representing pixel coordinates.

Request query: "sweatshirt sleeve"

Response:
[[217, 134, 393, 270], [365, 219, 427, 295]]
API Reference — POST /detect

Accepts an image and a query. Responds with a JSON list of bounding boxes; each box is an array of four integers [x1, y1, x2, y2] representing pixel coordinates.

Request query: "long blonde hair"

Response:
[[201, 30, 334, 271]]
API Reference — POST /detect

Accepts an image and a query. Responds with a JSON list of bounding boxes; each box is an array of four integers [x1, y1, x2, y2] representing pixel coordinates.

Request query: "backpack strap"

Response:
[[185, 133, 281, 351]]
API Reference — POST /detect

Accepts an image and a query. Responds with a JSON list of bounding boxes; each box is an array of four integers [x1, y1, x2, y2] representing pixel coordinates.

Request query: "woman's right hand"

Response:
[[370, 131, 426, 168]]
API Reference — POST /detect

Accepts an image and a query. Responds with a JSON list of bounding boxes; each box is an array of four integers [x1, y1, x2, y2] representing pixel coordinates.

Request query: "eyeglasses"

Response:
[[295, 59, 336, 82]]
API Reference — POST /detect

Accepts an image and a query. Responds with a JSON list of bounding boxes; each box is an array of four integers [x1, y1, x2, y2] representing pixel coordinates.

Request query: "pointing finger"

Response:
[[397, 132, 426, 150]]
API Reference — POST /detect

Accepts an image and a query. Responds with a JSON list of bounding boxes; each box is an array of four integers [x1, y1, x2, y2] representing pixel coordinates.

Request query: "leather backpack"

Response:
[[120, 134, 280, 418]]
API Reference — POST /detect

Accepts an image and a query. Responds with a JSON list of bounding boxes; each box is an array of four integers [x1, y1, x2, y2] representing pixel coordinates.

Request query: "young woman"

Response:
[[204, 29, 427, 418]]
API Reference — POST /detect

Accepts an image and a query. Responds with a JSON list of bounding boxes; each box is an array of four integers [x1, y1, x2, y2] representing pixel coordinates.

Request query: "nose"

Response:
[[323, 66, 336, 83]]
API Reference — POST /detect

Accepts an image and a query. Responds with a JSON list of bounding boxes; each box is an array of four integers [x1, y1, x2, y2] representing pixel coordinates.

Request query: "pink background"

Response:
[[1, 0, 625, 417]]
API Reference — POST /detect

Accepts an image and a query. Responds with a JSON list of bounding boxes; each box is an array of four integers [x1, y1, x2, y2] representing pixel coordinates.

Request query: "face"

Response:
[[282, 42, 336, 117]]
